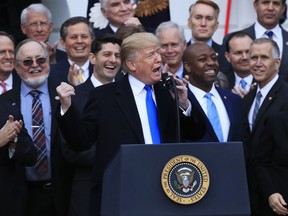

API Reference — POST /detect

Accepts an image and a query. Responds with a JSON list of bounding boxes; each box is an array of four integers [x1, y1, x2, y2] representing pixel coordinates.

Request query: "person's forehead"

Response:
[[27, 11, 49, 20], [19, 42, 45, 55], [100, 43, 121, 51]]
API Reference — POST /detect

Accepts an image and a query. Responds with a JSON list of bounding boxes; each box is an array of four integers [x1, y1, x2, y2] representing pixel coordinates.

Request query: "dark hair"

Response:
[[91, 34, 122, 55], [225, 31, 253, 52], [60, 16, 94, 40], [115, 24, 145, 40], [0, 31, 15, 46]]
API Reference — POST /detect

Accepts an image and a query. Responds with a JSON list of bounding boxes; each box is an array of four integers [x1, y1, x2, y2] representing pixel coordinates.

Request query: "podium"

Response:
[[101, 142, 250, 216]]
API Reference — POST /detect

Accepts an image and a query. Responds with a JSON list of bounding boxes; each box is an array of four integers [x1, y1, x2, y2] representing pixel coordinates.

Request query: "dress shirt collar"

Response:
[[109, 24, 118, 33], [254, 21, 281, 39], [189, 38, 213, 47], [128, 74, 154, 96], [188, 83, 220, 101], [256, 74, 279, 99], [1, 73, 13, 91], [21, 79, 49, 97], [167, 62, 184, 80], [234, 73, 253, 87], [90, 74, 114, 88]]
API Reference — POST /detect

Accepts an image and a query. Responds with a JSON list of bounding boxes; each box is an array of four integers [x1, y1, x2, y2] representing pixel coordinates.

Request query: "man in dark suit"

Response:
[[224, 31, 255, 96], [50, 16, 94, 87], [20, 3, 67, 64], [0, 101, 37, 216], [254, 112, 288, 216], [56, 32, 205, 216], [1, 39, 74, 216], [183, 42, 244, 142], [155, 21, 187, 80], [221, 0, 288, 82], [0, 31, 21, 94], [243, 38, 288, 216], [68, 34, 122, 216]]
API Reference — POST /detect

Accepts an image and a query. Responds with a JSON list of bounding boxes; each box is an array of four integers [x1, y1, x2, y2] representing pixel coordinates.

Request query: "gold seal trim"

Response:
[[161, 155, 210, 205]]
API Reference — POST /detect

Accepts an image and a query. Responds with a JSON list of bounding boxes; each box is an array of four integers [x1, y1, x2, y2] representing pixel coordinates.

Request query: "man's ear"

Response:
[[184, 62, 191, 72], [126, 59, 136, 72], [88, 53, 96, 65], [225, 52, 231, 63]]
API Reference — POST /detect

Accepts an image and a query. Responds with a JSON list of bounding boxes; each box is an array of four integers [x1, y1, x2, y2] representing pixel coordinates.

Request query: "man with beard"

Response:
[[0, 39, 74, 216], [183, 42, 244, 142]]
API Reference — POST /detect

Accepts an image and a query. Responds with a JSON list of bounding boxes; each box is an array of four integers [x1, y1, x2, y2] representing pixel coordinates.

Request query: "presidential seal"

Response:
[[161, 155, 210, 205]]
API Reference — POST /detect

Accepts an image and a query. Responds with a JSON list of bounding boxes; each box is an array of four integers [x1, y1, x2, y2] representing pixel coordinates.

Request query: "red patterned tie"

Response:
[[0, 81, 7, 94], [30, 90, 48, 175]]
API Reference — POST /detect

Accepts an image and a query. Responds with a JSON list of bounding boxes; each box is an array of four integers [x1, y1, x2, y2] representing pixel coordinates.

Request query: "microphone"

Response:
[[161, 73, 175, 93], [161, 73, 181, 143]]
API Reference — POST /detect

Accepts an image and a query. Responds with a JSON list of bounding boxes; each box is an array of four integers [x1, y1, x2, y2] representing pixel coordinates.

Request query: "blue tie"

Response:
[[252, 91, 262, 126], [205, 93, 224, 142], [265, 30, 273, 39], [240, 79, 247, 90], [144, 85, 161, 144]]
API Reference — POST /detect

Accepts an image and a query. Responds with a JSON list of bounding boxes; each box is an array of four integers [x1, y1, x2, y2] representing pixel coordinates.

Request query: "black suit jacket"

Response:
[[0, 78, 74, 216], [49, 59, 93, 86], [68, 79, 95, 216], [0, 97, 37, 216], [254, 112, 288, 215], [57, 74, 205, 216], [188, 86, 244, 142], [243, 78, 288, 215]]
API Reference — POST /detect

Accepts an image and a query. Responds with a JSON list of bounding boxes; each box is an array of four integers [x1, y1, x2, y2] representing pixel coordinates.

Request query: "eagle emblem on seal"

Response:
[[175, 167, 198, 193], [135, 0, 169, 17]]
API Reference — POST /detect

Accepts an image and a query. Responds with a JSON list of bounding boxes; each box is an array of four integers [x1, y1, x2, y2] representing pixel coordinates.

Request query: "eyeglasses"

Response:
[[18, 57, 47, 67]]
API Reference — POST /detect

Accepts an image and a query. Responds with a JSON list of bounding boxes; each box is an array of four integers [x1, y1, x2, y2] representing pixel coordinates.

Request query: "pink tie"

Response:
[[0, 81, 7, 94]]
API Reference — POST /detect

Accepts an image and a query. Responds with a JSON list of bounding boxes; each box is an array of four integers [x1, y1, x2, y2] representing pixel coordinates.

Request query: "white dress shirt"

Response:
[[188, 83, 230, 142]]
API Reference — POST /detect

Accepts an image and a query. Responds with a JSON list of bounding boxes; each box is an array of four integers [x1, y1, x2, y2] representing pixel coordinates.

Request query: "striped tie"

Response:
[[30, 90, 48, 175]]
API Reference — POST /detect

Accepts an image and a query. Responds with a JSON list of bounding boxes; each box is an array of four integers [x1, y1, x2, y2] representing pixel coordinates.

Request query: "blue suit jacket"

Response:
[[188, 86, 245, 142]]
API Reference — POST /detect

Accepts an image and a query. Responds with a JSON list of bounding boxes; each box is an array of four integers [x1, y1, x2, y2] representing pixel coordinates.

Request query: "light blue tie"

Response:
[[240, 79, 247, 90], [205, 93, 224, 142], [252, 91, 262, 126], [265, 30, 273, 39], [144, 85, 161, 144]]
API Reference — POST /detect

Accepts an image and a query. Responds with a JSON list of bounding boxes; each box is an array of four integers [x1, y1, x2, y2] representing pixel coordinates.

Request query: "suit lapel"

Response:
[[115, 76, 144, 143], [253, 80, 282, 129]]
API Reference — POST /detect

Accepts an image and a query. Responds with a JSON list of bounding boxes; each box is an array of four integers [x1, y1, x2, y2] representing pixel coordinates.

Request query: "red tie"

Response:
[[0, 81, 7, 94]]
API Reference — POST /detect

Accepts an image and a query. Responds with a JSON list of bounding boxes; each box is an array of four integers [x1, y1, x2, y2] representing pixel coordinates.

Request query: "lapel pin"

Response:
[[224, 96, 227, 99], [55, 96, 60, 100], [269, 97, 272, 100]]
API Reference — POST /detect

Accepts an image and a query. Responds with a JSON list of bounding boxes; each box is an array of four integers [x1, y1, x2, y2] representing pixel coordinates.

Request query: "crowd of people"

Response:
[[1, 0, 288, 216]]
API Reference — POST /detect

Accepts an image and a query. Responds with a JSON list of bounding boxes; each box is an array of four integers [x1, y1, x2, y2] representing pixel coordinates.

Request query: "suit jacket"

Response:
[[57, 74, 205, 216], [188, 86, 244, 142], [0, 97, 37, 216], [243, 78, 288, 215], [0, 78, 74, 216], [68, 79, 95, 216], [49, 59, 93, 86], [254, 112, 288, 216]]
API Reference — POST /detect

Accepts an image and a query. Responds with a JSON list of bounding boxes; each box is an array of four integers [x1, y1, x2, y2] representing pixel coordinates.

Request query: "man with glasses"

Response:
[[0, 39, 74, 216], [20, 3, 67, 64]]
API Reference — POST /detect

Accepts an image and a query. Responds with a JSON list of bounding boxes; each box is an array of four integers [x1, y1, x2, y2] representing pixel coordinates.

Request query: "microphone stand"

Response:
[[162, 74, 181, 143]]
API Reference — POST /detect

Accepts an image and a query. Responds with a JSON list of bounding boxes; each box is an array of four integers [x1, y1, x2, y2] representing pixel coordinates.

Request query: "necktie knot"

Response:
[[29, 90, 41, 98], [204, 92, 212, 100], [265, 30, 273, 39], [78, 68, 85, 84], [256, 91, 262, 100], [0, 81, 7, 94], [144, 85, 152, 91], [240, 79, 247, 89]]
